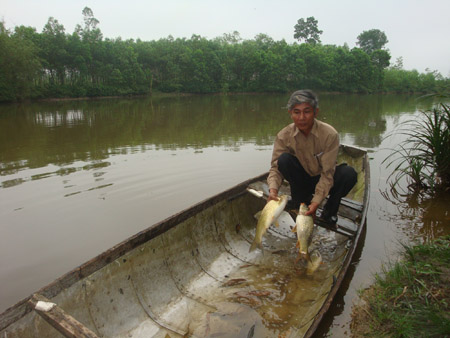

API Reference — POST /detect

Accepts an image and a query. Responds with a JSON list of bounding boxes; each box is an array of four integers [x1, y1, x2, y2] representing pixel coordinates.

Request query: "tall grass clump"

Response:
[[351, 236, 450, 337], [384, 96, 450, 195]]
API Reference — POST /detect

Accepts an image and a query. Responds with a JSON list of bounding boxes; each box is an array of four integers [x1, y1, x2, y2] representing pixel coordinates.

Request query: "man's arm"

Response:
[[267, 133, 288, 201]]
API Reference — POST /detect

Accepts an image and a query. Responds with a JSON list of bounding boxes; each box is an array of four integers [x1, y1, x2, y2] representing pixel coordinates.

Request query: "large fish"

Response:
[[249, 195, 289, 252], [293, 203, 314, 262]]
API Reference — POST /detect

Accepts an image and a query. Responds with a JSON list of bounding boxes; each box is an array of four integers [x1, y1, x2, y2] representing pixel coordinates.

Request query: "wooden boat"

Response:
[[0, 144, 369, 338]]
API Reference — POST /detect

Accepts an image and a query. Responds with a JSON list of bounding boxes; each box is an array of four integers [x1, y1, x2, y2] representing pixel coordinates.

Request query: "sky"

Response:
[[2, 0, 450, 77]]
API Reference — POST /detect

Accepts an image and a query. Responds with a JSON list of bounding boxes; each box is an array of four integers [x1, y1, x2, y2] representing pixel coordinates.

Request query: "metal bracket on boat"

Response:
[[28, 294, 99, 338], [246, 188, 265, 198]]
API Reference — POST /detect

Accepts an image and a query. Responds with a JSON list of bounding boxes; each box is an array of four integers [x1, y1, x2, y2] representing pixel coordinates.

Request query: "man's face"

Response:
[[289, 102, 317, 135]]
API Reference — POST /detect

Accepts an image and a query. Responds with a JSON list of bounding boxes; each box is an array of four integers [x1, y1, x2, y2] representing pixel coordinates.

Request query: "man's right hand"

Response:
[[267, 188, 279, 202]]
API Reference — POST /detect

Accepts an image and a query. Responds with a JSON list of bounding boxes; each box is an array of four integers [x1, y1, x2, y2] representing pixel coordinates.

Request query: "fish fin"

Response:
[[295, 240, 299, 248], [253, 211, 262, 220], [249, 240, 262, 253], [291, 225, 297, 233], [274, 221, 280, 228]]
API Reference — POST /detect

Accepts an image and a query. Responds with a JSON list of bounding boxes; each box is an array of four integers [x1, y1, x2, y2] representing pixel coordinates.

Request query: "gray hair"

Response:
[[287, 90, 319, 111]]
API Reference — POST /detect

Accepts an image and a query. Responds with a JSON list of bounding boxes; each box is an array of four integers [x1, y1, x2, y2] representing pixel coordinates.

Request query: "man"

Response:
[[267, 89, 357, 224]]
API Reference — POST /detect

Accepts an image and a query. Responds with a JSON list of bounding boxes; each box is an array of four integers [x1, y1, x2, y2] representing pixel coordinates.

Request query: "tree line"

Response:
[[0, 8, 448, 102]]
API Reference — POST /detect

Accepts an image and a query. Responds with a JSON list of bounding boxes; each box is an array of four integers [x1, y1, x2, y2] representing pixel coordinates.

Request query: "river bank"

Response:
[[350, 235, 450, 337]]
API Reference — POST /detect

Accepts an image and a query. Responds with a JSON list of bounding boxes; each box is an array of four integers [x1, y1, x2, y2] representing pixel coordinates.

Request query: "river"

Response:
[[0, 93, 449, 335]]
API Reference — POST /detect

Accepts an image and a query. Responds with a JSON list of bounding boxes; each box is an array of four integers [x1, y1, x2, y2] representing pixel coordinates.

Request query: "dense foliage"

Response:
[[0, 10, 448, 102]]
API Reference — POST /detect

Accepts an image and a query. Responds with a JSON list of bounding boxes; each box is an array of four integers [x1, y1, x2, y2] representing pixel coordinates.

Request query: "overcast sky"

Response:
[[2, 0, 449, 77]]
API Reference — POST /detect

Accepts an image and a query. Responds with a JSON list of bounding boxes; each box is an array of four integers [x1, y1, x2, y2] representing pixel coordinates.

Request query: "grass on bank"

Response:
[[351, 236, 450, 337]]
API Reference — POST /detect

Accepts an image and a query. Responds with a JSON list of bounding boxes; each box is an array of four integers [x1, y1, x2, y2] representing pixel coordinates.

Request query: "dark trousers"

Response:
[[277, 152, 357, 216]]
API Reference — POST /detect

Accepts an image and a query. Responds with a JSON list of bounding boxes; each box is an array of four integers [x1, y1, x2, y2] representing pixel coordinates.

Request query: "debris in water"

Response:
[[223, 278, 247, 287]]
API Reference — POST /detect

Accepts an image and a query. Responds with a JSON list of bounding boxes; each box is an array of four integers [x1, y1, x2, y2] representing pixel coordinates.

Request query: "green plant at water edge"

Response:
[[415, 102, 450, 185], [353, 236, 450, 337], [383, 98, 450, 194]]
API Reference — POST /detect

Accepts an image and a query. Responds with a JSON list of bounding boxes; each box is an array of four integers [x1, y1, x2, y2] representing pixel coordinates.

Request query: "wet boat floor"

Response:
[[94, 193, 353, 338], [1, 190, 353, 338]]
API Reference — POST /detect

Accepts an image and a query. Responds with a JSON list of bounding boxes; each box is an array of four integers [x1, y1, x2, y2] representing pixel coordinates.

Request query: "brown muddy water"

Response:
[[0, 93, 449, 336]]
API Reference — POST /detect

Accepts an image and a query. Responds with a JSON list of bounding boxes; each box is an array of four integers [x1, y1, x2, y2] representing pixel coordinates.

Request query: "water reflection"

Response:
[[1, 161, 111, 190], [34, 110, 87, 127], [383, 190, 450, 243], [1, 178, 24, 188], [0, 94, 429, 180]]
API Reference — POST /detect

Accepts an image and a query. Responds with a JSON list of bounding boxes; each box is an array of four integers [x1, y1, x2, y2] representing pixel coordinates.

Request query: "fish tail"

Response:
[[299, 251, 310, 262], [249, 240, 262, 253]]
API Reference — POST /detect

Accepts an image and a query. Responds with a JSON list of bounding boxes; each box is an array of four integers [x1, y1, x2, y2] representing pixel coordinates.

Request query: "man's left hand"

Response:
[[306, 202, 319, 217]]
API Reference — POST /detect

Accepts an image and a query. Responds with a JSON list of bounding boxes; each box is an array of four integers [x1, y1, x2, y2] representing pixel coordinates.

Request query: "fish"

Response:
[[306, 250, 322, 275], [292, 203, 314, 262], [249, 195, 289, 252]]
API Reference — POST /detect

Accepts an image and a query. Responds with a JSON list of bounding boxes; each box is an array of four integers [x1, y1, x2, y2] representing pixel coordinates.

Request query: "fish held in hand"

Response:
[[293, 203, 314, 262], [249, 195, 289, 252]]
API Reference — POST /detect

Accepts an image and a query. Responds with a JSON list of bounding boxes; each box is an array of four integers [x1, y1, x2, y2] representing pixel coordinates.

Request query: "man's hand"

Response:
[[306, 202, 319, 217], [267, 188, 279, 202]]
